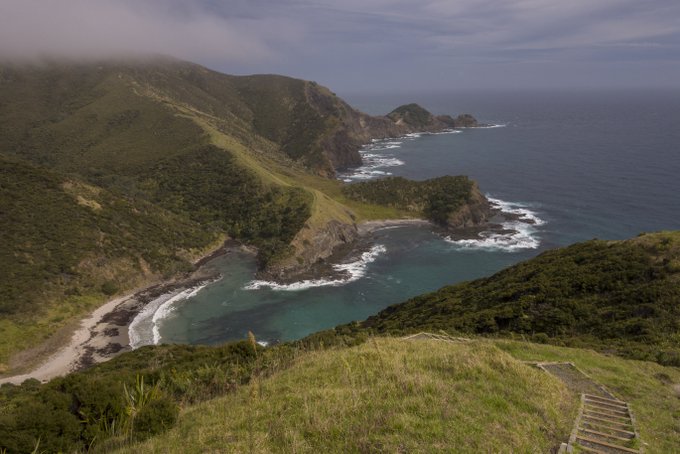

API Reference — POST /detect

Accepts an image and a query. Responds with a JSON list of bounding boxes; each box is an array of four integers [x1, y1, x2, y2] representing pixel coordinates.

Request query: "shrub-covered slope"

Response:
[[363, 232, 680, 364]]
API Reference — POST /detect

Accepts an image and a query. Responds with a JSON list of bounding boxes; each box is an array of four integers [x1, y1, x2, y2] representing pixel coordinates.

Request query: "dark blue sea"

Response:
[[129, 89, 680, 347]]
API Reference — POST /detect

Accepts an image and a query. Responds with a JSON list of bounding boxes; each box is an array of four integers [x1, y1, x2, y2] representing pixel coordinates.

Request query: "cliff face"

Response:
[[262, 219, 359, 279], [446, 183, 492, 229]]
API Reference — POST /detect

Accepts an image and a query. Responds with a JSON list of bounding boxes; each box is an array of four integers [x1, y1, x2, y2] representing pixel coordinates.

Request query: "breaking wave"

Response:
[[444, 197, 545, 252], [128, 282, 212, 348], [244, 244, 386, 291]]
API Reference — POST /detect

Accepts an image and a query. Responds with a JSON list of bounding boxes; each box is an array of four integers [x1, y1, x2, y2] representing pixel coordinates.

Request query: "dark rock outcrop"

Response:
[[262, 219, 359, 280], [451, 114, 479, 128], [446, 183, 492, 229]]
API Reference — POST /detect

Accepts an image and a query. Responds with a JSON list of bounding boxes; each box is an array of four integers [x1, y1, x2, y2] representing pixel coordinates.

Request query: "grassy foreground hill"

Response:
[[116, 338, 576, 453], [5, 334, 679, 452]]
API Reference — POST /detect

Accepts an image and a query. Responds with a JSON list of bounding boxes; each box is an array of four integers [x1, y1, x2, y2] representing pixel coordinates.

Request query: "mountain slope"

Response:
[[361, 231, 680, 364]]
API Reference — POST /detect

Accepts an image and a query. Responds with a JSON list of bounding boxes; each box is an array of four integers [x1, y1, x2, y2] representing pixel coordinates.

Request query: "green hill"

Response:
[[342, 176, 491, 227], [0, 337, 577, 453], [0, 156, 222, 365], [360, 231, 680, 365]]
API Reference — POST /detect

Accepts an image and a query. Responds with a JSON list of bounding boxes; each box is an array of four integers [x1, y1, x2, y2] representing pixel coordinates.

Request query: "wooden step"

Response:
[[583, 408, 631, 421], [575, 445, 608, 454], [581, 420, 636, 436], [582, 414, 634, 429], [584, 397, 629, 410], [576, 435, 639, 453], [584, 394, 626, 405], [579, 427, 634, 442], [584, 404, 629, 416]]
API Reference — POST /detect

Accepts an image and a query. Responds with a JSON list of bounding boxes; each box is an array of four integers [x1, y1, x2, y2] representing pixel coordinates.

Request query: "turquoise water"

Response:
[[131, 89, 680, 347]]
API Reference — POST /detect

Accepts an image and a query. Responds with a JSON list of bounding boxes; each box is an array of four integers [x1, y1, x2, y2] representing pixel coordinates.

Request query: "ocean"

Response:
[[129, 89, 680, 348]]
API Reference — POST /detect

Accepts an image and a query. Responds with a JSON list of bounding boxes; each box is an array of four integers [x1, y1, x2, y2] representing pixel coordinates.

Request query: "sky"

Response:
[[1, 0, 679, 93]]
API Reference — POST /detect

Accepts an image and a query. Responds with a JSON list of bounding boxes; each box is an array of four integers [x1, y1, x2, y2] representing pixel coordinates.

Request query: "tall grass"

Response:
[[118, 338, 576, 453]]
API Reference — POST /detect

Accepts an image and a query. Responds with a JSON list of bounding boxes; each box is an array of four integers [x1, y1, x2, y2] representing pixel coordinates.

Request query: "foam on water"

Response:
[[475, 124, 507, 129], [244, 244, 386, 291], [445, 197, 545, 252], [128, 281, 212, 348], [339, 129, 469, 182]]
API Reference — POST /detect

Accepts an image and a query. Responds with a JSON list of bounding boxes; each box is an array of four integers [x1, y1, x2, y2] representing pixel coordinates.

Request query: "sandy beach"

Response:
[[358, 218, 432, 236], [0, 245, 228, 386]]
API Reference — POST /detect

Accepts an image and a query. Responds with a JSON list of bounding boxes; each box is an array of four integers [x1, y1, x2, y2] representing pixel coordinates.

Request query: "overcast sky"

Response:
[[1, 0, 679, 93]]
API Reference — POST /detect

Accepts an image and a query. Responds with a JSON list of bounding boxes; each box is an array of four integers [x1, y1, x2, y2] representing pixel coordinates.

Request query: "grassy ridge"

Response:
[[362, 232, 680, 365], [115, 338, 576, 453]]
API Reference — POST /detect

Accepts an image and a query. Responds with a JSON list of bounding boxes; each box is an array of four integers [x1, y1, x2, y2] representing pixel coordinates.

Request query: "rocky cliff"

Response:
[[446, 182, 492, 228]]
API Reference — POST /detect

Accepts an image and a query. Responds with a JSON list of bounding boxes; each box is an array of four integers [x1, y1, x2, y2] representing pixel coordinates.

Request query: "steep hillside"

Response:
[[361, 231, 680, 364], [0, 58, 473, 178]]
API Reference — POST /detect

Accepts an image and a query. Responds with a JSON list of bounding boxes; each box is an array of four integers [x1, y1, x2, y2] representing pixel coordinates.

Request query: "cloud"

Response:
[[0, 0, 678, 90], [0, 0, 301, 62]]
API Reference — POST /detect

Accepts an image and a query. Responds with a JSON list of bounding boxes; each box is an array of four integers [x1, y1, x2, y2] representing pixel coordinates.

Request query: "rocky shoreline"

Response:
[[0, 242, 238, 385]]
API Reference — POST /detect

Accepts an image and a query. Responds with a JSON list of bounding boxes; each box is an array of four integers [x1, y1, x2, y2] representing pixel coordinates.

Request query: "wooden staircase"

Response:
[[560, 393, 643, 453]]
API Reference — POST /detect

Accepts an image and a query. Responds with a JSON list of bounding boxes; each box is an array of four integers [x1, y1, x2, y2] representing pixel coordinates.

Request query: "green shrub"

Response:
[[131, 395, 179, 441], [101, 281, 119, 296], [342, 176, 473, 225]]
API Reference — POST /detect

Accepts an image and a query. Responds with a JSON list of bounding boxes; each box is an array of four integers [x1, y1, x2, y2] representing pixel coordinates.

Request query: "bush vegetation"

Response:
[[0, 340, 283, 452], [342, 176, 474, 225], [0, 156, 216, 319], [361, 232, 680, 365], [138, 145, 311, 266]]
